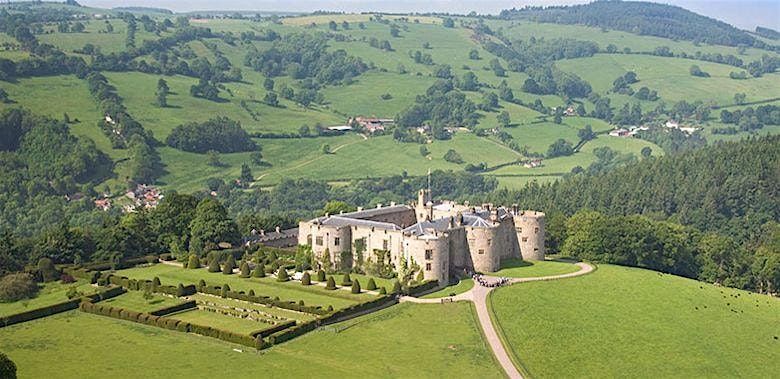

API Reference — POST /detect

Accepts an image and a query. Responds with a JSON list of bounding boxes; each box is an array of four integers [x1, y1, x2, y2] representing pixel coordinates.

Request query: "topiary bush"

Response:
[[392, 280, 401, 294], [351, 280, 361, 294], [276, 268, 289, 282], [220, 284, 230, 298], [325, 276, 336, 290], [222, 255, 236, 274], [253, 263, 266, 278], [197, 279, 206, 291], [38, 258, 59, 282], [341, 273, 352, 286], [208, 256, 221, 273], [0, 273, 39, 302], [316, 269, 326, 282], [239, 262, 250, 278], [301, 272, 311, 285], [0, 351, 17, 379], [366, 278, 377, 291], [379, 286, 387, 294], [187, 254, 200, 269]]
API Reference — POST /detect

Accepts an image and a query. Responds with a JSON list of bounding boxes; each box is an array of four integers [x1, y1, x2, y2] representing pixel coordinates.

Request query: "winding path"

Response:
[[401, 261, 595, 379]]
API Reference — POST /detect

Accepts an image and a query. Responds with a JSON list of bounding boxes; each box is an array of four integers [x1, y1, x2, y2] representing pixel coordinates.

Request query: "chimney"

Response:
[[357, 207, 363, 212], [512, 204, 519, 215], [377, 204, 382, 209], [275, 226, 281, 233], [464, 200, 469, 207], [390, 201, 396, 206], [260, 229, 265, 236]]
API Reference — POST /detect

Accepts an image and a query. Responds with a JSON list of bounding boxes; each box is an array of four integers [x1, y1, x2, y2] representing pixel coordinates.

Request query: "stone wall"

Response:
[[514, 211, 546, 261]]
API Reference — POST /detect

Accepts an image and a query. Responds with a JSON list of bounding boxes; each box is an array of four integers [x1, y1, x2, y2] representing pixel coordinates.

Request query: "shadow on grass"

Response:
[[500, 259, 534, 269]]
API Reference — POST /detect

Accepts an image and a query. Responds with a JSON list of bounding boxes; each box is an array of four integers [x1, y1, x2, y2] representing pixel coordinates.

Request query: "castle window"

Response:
[[534, 227, 539, 233], [487, 239, 492, 246], [307, 235, 312, 245], [315, 236, 323, 246], [382, 239, 388, 250], [334, 237, 340, 246], [517, 227, 522, 233], [478, 249, 484, 255], [425, 249, 433, 260], [522, 237, 528, 242], [426, 263, 432, 271], [534, 248, 539, 252]]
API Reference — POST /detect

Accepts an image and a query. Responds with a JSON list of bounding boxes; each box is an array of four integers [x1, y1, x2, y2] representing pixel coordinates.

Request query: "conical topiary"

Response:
[[351, 279, 361, 294], [325, 276, 336, 290], [366, 278, 377, 291], [391, 280, 401, 294], [316, 269, 326, 282], [208, 256, 220, 273], [276, 268, 289, 282], [379, 286, 387, 295], [187, 254, 200, 269], [416, 269, 424, 283], [301, 272, 311, 285], [220, 284, 230, 298], [341, 273, 352, 286], [252, 263, 266, 278], [248, 289, 255, 297], [239, 262, 250, 278], [222, 255, 236, 274], [197, 279, 206, 291]]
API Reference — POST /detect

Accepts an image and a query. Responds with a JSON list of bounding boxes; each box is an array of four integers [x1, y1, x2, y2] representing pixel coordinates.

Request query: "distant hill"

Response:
[[755, 26, 780, 40], [112, 7, 174, 15], [500, 0, 761, 48]]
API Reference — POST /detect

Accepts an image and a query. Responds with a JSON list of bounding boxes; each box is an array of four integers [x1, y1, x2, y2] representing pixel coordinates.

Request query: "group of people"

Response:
[[472, 273, 510, 288]]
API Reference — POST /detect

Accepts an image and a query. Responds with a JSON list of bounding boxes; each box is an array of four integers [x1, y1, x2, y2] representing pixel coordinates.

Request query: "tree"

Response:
[[442, 18, 455, 28], [415, 269, 424, 283], [250, 150, 263, 165], [317, 269, 326, 282], [641, 146, 653, 158], [189, 198, 240, 255], [322, 200, 354, 215], [187, 254, 200, 269], [0, 89, 10, 104], [325, 276, 336, 289], [689, 65, 710, 77], [497, 111, 511, 127], [420, 145, 429, 157], [459, 72, 479, 91], [547, 139, 574, 158], [366, 277, 377, 290], [206, 150, 223, 167], [127, 135, 161, 184], [0, 273, 39, 302], [469, 49, 480, 60], [252, 263, 266, 278], [208, 255, 221, 272], [443, 149, 463, 164], [351, 279, 361, 294], [301, 272, 311, 285], [0, 352, 16, 379], [239, 261, 250, 278], [378, 286, 387, 294], [390, 25, 400, 37], [341, 272, 352, 286], [38, 258, 59, 282], [156, 78, 169, 108], [277, 268, 289, 282], [222, 254, 236, 274], [239, 163, 253, 184], [733, 93, 746, 105], [263, 92, 279, 107], [321, 144, 331, 154], [577, 124, 595, 142], [328, 20, 337, 31]]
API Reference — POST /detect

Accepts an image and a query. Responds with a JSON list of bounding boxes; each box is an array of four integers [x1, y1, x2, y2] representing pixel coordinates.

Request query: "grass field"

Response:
[[489, 259, 581, 278], [421, 279, 475, 299], [490, 264, 780, 378], [0, 302, 501, 378], [114, 263, 374, 310], [0, 280, 94, 317], [99, 290, 184, 313]]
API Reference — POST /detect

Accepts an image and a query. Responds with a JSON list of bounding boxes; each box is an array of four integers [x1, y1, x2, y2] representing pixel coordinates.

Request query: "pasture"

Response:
[[0, 302, 501, 378], [489, 259, 580, 278], [490, 264, 780, 378]]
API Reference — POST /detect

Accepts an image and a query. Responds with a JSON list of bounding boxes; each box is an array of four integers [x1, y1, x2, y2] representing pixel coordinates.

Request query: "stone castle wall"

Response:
[[514, 211, 546, 261]]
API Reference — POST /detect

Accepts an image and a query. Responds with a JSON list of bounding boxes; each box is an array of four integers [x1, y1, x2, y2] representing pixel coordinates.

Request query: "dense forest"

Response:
[[500, 0, 763, 48], [166, 117, 258, 153]]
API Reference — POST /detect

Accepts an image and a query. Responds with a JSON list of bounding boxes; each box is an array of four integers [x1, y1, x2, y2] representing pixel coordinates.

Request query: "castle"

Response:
[[297, 189, 545, 284]]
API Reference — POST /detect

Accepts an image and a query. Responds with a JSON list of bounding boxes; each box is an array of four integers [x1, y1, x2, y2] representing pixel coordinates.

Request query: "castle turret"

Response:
[[514, 211, 546, 261]]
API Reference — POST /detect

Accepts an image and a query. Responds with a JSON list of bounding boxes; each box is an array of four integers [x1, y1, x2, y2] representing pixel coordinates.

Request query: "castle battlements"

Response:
[[298, 190, 545, 284]]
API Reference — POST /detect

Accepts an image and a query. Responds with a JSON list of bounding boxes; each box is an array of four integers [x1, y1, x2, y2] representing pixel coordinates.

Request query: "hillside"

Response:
[[500, 0, 762, 48], [490, 264, 780, 377]]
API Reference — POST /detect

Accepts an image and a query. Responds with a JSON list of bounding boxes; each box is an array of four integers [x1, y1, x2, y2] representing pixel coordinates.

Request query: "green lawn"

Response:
[[0, 302, 501, 378], [0, 280, 94, 317], [421, 279, 475, 299], [489, 259, 580, 278], [490, 264, 780, 378], [326, 273, 398, 291], [168, 308, 269, 335], [189, 293, 316, 322], [114, 264, 373, 310], [99, 290, 183, 313]]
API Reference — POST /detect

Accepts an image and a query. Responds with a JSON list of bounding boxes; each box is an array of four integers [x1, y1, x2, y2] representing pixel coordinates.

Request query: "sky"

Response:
[[74, 0, 780, 31]]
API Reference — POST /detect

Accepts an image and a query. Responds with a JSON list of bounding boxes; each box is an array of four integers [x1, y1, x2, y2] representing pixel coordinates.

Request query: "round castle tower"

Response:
[[513, 210, 546, 261], [405, 235, 449, 284]]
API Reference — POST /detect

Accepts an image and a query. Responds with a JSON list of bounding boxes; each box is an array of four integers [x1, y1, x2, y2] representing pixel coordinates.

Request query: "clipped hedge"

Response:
[[63, 267, 100, 284], [320, 295, 398, 326], [406, 280, 439, 296], [149, 300, 197, 316], [0, 286, 126, 328], [267, 320, 319, 345], [83, 255, 159, 272], [250, 320, 296, 338]]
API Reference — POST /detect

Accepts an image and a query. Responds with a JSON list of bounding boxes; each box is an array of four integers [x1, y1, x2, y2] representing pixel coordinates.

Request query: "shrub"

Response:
[[416, 270, 424, 283], [316, 269, 326, 282], [60, 274, 76, 284], [197, 279, 206, 290], [152, 277, 161, 288], [277, 269, 289, 282], [252, 263, 266, 277], [366, 278, 377, 291], [392, 280, 401, 294], [0, 352, 16, 379], [379, 286, 387, 294], [239, 262, 250, 278], [220, 284, 230, 298], [301, 272, 311, 285], [208, 256, 221, 273], [187, 254, 200, 269], [327, 305, 334, 312], [325, 276, 336, 290], [222, 255, 236, 275], [351, 280, 361, 294], [248, 289, 255, 296], [341, 273, 352, 286], [0, 273, 39, 302], [38, 258, 59, 282]]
